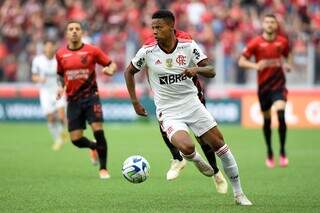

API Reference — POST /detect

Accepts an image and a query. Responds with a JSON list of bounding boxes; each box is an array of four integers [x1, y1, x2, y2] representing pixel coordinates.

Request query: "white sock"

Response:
[[216, 144, 243, 196], [48, 122, 62, 144], [181, 151, 202, 162]]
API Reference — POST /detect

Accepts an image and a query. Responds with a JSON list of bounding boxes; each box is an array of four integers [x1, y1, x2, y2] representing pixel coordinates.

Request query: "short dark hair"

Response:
[[264, 14, 277, 20], [152, 10, 175, 24], [66, 20, 83, 30], [43, 39, 56, 45]]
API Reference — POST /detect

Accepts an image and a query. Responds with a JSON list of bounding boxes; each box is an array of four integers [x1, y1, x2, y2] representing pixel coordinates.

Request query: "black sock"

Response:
[[160, 126, 183, 161], [94, 130, 107, 170], [72, 137, 96, 150], [199, 141, 219, 174], [277, 110, 287, 156], [263, 117, 273, 158]]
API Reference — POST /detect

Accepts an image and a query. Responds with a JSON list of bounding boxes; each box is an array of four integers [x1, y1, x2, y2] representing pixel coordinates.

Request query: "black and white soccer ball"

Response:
[[122, 155, 150, 184]]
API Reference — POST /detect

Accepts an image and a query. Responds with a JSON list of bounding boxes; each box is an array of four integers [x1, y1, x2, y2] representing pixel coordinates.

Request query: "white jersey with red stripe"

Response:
[[131, 35, 207, 118]]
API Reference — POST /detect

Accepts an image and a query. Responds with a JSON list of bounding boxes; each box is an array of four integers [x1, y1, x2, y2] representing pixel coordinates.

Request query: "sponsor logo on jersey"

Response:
[[193, 49, 200, 60], [66, 69, 89, 80], [165, 58, 173, 68], [176, 55, 186, 66], [155, 59, 162, 65], [159, 73, 187, 85], [136, 58, 145, 68]]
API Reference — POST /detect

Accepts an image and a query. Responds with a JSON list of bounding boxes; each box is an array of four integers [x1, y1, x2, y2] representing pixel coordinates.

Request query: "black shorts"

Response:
[[67, 95, 103, 132], [258, 89, 287, 112]]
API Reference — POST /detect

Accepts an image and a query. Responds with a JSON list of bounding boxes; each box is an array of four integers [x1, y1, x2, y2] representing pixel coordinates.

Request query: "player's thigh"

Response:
[[69, 129, 84, 141], [262, 109, 271, 118], [67, 101, 86, 132], [85, 96, 104, 128], [258, 93, 272, 113], [171, 130, 195, 155], [200, 126, 225, 152], [39, 91, 55, 116], [273, 100, 286, 111], [188, 105, 217, 138], [90, 122, 103, 132], [272, 90, 287, 111]]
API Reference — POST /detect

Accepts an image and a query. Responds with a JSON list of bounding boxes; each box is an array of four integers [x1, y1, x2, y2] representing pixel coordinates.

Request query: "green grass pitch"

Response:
[[0, 122, 319, 212]]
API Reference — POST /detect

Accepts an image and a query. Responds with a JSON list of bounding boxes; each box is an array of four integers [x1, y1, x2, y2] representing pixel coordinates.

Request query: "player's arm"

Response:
[[124, 63, 147, 117], [95, 47, 117, 76], [183, 58, 215, 78], [238, 55, 258, 70], [55, 53, 65, 100], [31, 74, 46, 84], [238, 38, 267, 71], [56, 74, 65, 100], [282, 53, 293, 72]]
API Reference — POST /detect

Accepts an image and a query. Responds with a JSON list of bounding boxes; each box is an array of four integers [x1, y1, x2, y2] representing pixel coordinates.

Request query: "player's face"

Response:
[[44, 42, 55, 57], [66, 23, 83, 43], [262, 17, 278, 35], [151, 19, 173, 42]]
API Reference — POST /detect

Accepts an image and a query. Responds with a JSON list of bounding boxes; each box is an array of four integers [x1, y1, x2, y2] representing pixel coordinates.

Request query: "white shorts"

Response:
[[39, 89, 66, 115], [158, 104, 217, 141]]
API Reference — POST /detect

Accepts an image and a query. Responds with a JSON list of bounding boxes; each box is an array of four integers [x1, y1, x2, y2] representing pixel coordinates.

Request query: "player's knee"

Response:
[[71, 138, 85, 148], [180, 143, 195, 155], [277, 110, 286, 129]]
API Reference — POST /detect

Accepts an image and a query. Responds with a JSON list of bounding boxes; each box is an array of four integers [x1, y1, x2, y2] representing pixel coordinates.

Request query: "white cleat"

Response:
[[234, 193, 253, 206], [213, 171, 228, 194], [166, 159, 187, 181], [194, 160, 214, 177]]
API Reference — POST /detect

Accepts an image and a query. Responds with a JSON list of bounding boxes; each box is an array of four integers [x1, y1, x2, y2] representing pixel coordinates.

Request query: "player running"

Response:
[[124, 10, 252, 205], [148, 30, 228, 194], [31, 40, 67, 151], [238, 14, 291, 168], [56, 21, 117, 179]]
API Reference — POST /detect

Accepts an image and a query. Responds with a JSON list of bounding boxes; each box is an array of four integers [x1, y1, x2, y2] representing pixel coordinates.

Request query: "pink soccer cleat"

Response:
[[265, 158, 275, 168], [279, 155, 289, 167]]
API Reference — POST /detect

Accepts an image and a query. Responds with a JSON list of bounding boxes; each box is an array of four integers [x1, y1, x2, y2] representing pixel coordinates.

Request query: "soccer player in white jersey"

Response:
[[124, 10, 252, 206], [32, 40, 67, 151]]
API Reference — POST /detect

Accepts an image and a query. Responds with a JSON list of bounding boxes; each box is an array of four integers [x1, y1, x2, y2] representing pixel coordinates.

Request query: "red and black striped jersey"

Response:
[[56, 43, 111, 101], [242, 35, 290, 94]]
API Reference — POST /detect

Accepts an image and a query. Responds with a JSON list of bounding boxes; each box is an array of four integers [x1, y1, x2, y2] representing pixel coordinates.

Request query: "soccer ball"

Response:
[[122, 155, 150, 184]]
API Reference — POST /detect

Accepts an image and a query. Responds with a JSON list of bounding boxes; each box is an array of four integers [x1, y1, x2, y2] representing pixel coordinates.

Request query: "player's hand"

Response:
[[102, 66, 115, 76], [183, 67, 197, 77], [283, 63, 292, 73], [102, 62, 117, 76], [132, 102, 148, 117], [56, 87, 64, 100], [256, 60, 268, 71]]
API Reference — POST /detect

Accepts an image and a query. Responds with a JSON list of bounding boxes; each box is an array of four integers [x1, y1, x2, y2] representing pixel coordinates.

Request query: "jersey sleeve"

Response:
[[94, 47, 112, 67], [190, 40, 207, 65], [131, 47, 147, 70], [31, 57, 39, 75], [55, 53, 64, 76], [242, 39, 257, 59]]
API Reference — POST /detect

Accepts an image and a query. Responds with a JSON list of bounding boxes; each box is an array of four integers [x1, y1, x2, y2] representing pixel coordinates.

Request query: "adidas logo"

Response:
[[155, 59, 161, 65]]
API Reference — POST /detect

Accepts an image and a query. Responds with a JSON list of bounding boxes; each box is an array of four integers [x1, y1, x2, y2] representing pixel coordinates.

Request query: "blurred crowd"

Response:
[[0, 0, 319, 84]]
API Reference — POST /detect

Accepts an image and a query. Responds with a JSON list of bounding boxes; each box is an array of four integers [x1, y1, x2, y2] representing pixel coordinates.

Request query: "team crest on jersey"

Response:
[[80, 55, 88, 64], [176, 54, 186, 66], [166, 58, 173, 68]]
